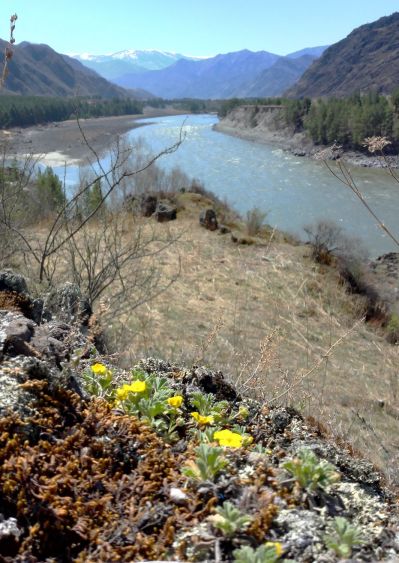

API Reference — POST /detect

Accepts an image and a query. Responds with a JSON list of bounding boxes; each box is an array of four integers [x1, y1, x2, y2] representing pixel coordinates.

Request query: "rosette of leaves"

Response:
[[323, 517, 364, 558], [233, 543, 286, 563], [189, 390, 231, 424], [117, 371, 185, 441], [182, 443, 228, 482], [211, 501, 251, 537], [282, 448, 340, 492]]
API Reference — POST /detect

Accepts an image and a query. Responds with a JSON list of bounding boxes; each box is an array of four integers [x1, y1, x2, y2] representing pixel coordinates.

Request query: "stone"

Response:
[[3, 314, 35, 357], [0, 270, 28, 295], [154, 202, 177, 222], [218, 224, 231, 234], [140, 194, 158, 217], [169, 487, 188, 506], [199, 209, 218, 231], [0, 516, 21, 557]]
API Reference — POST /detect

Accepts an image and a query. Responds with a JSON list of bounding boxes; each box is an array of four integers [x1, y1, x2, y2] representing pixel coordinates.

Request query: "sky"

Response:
[[3, 1, 399, 57]]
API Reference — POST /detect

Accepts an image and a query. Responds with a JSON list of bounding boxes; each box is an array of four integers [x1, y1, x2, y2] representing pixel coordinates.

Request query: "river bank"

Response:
[[0, 107, 187, 166], [215, 106, 399, 169]]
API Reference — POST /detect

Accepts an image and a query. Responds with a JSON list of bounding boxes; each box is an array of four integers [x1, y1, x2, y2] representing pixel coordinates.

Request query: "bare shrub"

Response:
[[304, 220, 346, 264], [316, 138, 399, 249], [0, 126, 184, 284], [62, 208, 180, 319], [245, 207, 268, 236], [304, 220, 367, 265]]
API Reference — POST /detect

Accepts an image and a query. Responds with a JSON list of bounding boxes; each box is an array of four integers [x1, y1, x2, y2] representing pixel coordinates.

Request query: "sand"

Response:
[[0, 108, 185, 166]]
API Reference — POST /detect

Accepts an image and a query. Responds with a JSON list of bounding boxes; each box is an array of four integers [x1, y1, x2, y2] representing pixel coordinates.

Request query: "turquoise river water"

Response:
[[55, 113, 399, 257]]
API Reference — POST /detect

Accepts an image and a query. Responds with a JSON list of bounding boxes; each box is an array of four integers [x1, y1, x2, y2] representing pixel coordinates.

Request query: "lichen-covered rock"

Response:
[[0, 270, 28, 295], [140, 193, 158, 217], [154, 201, 177, 222], [0, 515, 21, 559], [0, 276, 397, 562]]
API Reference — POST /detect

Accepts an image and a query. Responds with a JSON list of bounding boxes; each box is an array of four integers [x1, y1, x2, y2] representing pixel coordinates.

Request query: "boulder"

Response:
[[0, 270, 28, 294], [154, 201, 177, 222], [199, 209, 218, 231], [140, 194, 158, 217], [218, 224, 231, 234], [0, 312, 35, 359]]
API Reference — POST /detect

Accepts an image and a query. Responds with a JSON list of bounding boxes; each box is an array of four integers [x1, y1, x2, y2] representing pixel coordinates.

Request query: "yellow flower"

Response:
[[213, 429, 243, 448], [115, 380, 146, 401], [91, 363, 108, 375], [265, 542, 283, 557], [128, 380, 146, 393], [167, 395, 183, 408], [191, 412, 214, 425], [116, 386, 129, 401]]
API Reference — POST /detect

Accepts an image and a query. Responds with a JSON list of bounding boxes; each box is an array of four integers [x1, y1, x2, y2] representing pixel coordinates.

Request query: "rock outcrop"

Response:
[[0, 271, 398, 562]]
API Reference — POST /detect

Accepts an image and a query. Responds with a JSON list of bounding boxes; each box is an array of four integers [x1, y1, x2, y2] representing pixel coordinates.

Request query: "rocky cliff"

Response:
[[0, 271, 397, 561], [214, 105, 314, 156]]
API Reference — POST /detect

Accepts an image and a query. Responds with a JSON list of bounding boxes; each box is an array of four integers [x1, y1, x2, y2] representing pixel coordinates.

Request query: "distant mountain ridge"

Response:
[[286, 12, 399, 97], [1, 41, 137, 98], [72, 50, 207, 80], [109, 47, 327, 99], [239, 55, 316, 97]]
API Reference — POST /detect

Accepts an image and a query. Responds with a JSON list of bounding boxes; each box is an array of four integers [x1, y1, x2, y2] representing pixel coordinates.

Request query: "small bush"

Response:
[[246, 207, 268, 236], [387, 313, 399, 344], [304, 220, 345, 264]]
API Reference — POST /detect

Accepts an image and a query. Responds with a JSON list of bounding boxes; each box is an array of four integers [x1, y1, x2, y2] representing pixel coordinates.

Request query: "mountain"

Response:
[[286, 46, 329, 59], [0, 41, 134, 98], [113, 49, 281, 98], [72, 50, 206, 80], [238, 54, 317, 97], [286, 12, 399, 97]]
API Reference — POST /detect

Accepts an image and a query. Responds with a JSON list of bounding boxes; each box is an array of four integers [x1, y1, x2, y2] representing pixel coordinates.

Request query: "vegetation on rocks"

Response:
[[0, 291, 398, 561]]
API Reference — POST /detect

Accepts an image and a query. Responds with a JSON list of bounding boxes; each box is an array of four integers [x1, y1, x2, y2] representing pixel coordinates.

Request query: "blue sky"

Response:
[[4, 1, 399, 56]]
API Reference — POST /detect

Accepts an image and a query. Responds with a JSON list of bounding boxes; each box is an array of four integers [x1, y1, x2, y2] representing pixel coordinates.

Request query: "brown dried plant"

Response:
[[0, 12, 17, 88], [316, 137, 399, 248]]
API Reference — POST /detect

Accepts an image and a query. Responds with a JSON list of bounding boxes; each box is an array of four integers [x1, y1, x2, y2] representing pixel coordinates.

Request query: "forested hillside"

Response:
[[220, 91, 399, 151], [0, 95, 143, 128]]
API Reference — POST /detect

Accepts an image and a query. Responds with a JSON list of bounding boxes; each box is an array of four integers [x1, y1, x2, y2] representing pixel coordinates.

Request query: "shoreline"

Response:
[[0, 108, 188, 166], [214, 121, 399, 169]]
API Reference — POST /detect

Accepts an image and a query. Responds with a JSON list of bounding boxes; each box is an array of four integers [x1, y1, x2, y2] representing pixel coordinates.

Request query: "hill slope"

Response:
[[240, 54, 316, 97], [287, 12, 399, 97], [0, 41, 132, 98]]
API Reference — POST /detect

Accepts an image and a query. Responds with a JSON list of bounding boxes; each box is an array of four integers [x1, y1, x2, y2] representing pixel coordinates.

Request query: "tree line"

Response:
[[219, 91, 399, 152], [0, 95, 144, 128]]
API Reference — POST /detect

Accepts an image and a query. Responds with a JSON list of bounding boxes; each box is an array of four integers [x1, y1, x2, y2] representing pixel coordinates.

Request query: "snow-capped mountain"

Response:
[[71, 49, 207, 80]]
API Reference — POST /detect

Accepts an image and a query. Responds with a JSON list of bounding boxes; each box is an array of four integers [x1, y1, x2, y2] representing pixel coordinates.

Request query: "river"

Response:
[[57, 113, 399, 257]]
